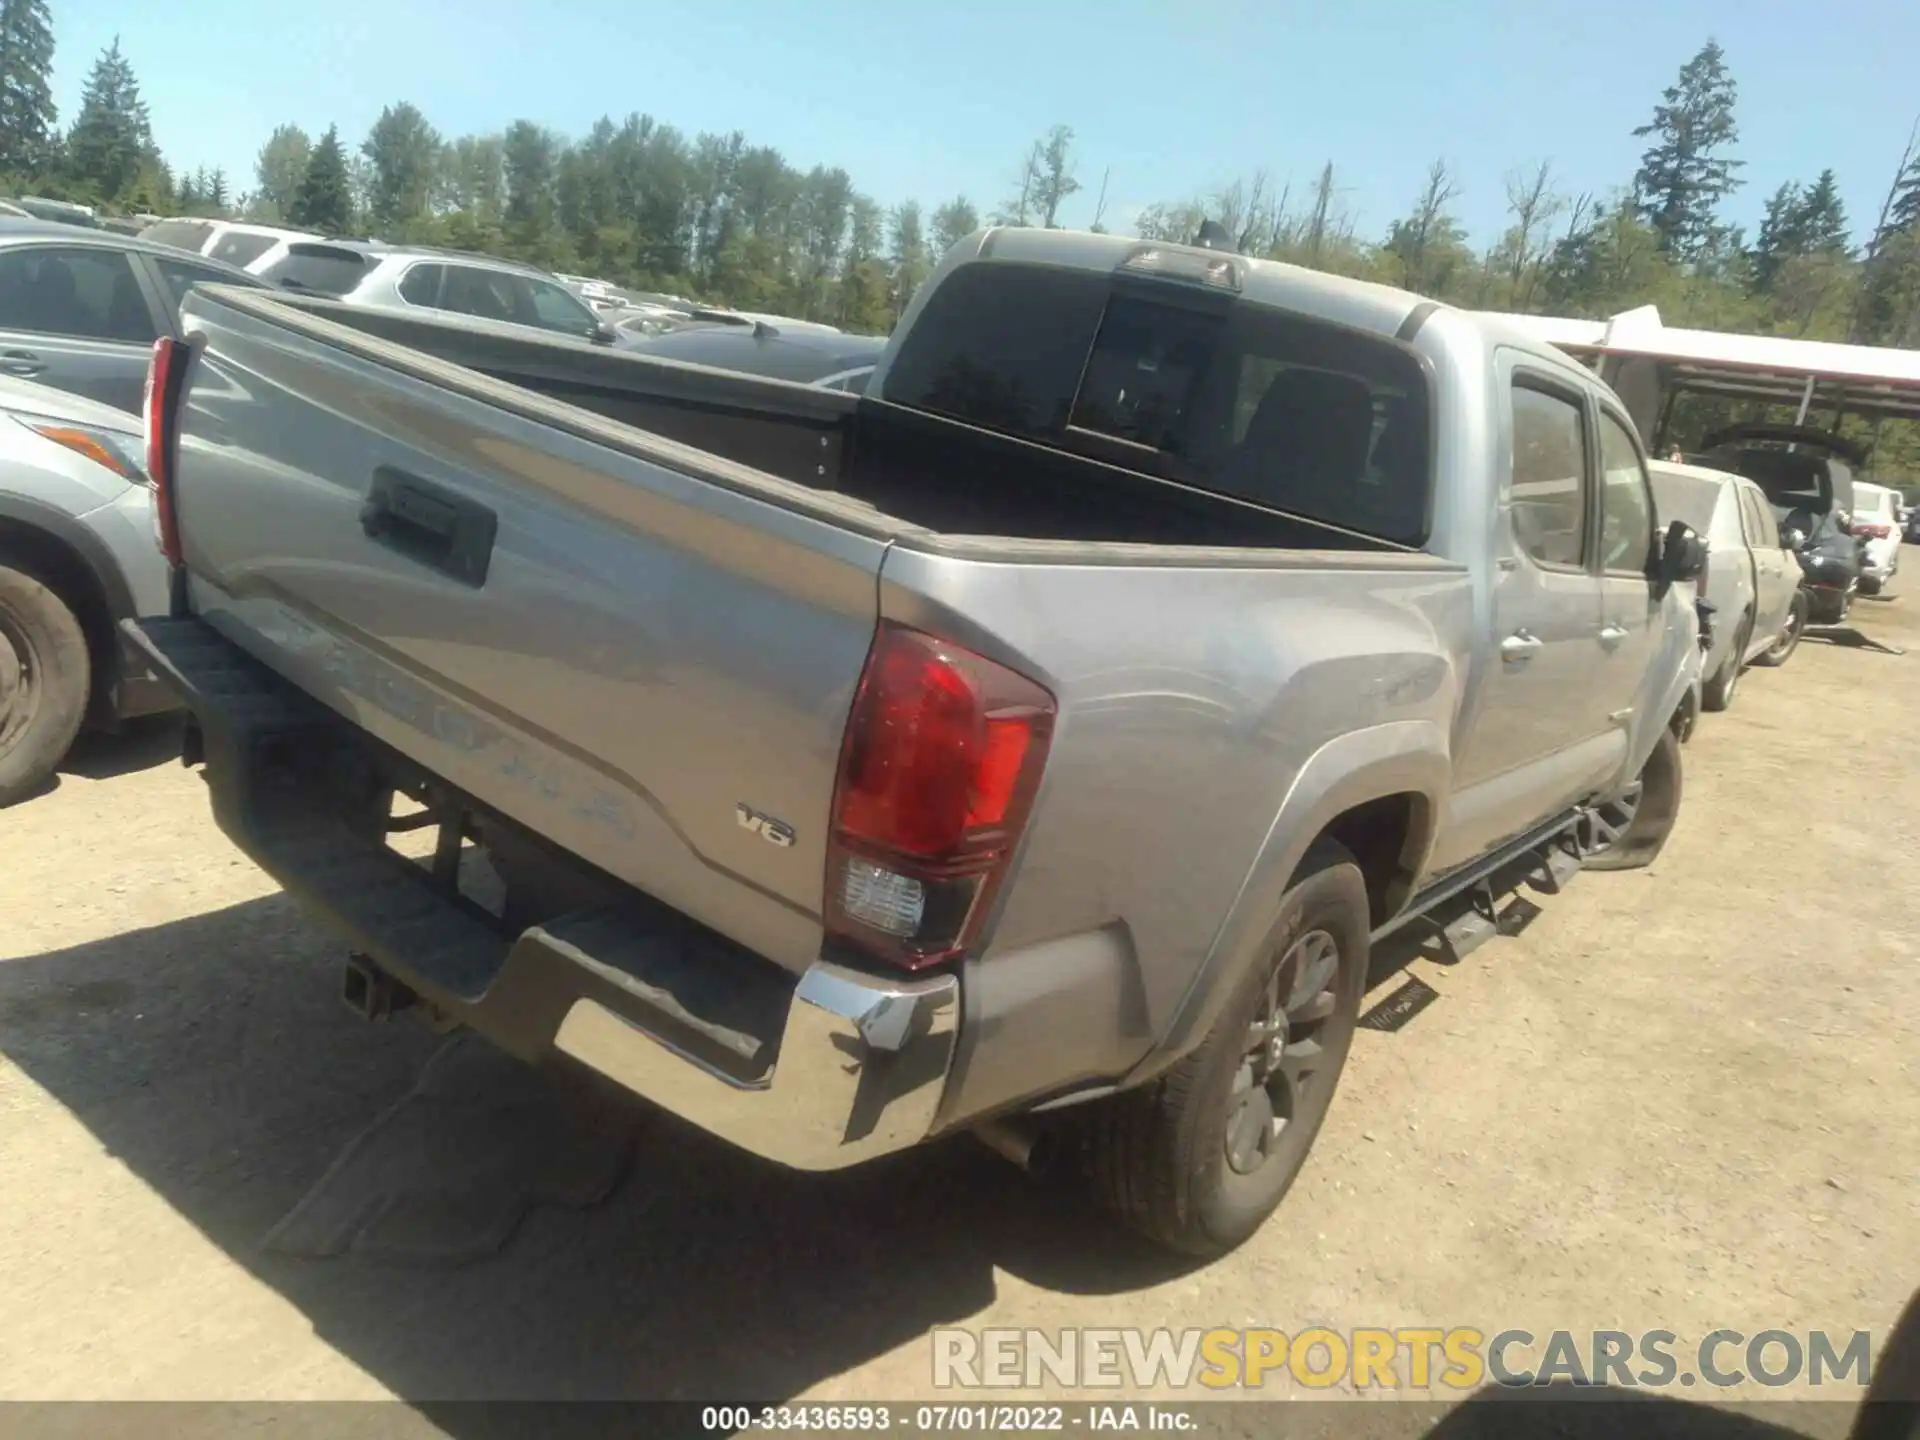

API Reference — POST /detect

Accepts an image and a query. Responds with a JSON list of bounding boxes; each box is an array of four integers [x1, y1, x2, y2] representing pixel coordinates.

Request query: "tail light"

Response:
[[824, 622, 1056, 970], [1853, 522, 1891, 540], [142, 336, 188, 566]]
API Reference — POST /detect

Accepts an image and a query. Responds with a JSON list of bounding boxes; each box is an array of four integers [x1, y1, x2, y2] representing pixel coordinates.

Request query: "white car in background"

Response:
[[138, 217, 322, 277], [1850, 481, 1902, 596]]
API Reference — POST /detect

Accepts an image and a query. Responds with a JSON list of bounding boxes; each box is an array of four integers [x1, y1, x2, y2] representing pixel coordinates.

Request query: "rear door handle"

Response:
[[0, 348, 46, 376], [1500, 630, 1543, 662], [1598, 624, 1629, 646]]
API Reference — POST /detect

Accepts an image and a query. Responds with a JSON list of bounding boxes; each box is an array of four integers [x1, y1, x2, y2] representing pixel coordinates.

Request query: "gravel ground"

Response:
[[0, 594, 1914, 1433]]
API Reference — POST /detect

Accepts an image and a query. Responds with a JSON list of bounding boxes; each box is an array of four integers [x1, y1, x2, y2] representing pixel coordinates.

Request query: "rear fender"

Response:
[[1130, 720, 1449, 1075]]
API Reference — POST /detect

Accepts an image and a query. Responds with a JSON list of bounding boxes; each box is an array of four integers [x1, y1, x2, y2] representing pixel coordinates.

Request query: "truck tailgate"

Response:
[[170, 293, 890, 974]]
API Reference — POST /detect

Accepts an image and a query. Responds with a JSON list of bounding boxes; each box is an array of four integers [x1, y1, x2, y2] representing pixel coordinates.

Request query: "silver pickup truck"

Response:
[[124, 228, 1706, 1257]]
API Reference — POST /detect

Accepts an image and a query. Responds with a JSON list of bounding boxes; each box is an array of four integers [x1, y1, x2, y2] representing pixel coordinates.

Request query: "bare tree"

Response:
[[1088, 167, 1111, 233], [1302, 161, 1337, 263], [1385, 159, 1462, 292], [1501, 159, 1565, 310]]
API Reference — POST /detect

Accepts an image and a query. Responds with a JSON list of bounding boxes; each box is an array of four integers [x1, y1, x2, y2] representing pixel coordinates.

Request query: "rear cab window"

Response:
[[257, 244, 371, 297], [880, 258, 1434, 547]]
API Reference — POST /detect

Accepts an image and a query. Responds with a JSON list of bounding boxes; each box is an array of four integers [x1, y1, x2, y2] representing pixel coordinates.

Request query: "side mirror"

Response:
[[1784, 527, 1808, 552], [1658, 519, 1708, 585], [590, 322, 617, 346]]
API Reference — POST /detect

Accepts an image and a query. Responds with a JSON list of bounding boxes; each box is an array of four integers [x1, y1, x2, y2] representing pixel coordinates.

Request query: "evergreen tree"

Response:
[[1632, 39, 1744, 257], [0, 0, 57, 175], [65, 37, 157, 202], [208, 166, 229, 212], [1751, 171, 1850, 293], [289, 124, 352, 233]]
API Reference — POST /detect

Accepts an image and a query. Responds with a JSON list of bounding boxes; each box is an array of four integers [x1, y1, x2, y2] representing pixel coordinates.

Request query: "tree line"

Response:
[[0, 9, 1916, 469]]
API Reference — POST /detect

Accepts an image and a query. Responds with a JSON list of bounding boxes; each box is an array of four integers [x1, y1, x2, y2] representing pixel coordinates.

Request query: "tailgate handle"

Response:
[[360, 467, 497, 588]]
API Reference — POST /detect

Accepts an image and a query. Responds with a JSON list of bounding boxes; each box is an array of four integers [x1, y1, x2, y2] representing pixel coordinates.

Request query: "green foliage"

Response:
[[288, 125, 352, 234], [0, 0, 57, 175], [360, 102, 440, 231]]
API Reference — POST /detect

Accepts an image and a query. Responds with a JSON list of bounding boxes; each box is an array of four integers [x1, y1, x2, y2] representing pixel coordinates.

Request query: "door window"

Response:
[[0, 246, 157, 342], [439, 264, 522, 323], [1508, 383, 1589, 569], [1597, 411, 1655, 575], [524, 277, 600, 338]]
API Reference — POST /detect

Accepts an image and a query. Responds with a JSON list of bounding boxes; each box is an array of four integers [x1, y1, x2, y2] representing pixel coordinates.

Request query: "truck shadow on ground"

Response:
[[0, 893, 1195, 1405], [7, 890, 1912, 1440]]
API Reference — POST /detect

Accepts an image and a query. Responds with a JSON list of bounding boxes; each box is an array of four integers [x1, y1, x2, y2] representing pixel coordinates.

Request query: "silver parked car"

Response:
[[253, 240, 615, 346], [0, 373, 174, 803], [1649, 458, 1806, 708]]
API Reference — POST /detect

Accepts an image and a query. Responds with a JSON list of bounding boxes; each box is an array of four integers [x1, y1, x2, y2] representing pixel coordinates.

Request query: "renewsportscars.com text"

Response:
[[931, 1327, 1875, 1392]]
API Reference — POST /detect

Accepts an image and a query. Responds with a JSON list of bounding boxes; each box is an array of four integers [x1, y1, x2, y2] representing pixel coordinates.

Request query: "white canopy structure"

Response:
[[1477, 305, 1920, 455]]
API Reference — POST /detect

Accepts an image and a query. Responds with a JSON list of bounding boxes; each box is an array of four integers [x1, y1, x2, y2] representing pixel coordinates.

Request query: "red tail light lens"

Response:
[[825, 622, 1056, 970], [143, 336, 187, 566]]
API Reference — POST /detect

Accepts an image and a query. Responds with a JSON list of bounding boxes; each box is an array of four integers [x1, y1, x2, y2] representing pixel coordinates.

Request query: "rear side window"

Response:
[[257, 243, 370, 297], [140, 220, 215, 254], [207, 232, 277, 268], [1739, 488, 1774, 548], [882, 262, 1432, 545], [1509, 384, 1589, 569]]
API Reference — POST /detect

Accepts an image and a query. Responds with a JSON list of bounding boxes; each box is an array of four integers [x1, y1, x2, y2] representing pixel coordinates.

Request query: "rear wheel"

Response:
[[1081, 841, 1369, 1257], [0, 561, 91, 807], [1577, 727, 1683, 872], [1753, 592, 1806, 668], [1700, 612, 1751, 712]]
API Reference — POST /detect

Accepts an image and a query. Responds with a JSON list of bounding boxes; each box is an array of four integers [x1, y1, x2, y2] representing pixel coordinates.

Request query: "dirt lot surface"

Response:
[[1, 597, 1915, 1433]]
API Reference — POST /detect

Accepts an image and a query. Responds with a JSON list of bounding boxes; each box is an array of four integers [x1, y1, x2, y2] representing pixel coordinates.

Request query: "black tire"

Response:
[[1579, 726, 1683, 872], [1752, 592, 1806, 668], [0, 560, 92, 808], [1081, 841, 1370, 1258], [1700, 611, 1750, 712]]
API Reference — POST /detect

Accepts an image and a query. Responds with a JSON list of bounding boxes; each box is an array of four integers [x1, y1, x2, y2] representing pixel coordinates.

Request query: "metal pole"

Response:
[[1792, 373, 1816, 426]]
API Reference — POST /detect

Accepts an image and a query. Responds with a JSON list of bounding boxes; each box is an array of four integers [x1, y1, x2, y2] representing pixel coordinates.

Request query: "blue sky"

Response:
[[49, 0, 1920, 248]]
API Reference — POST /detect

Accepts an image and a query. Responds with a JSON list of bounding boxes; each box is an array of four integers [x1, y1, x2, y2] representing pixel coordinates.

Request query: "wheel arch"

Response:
[[0, 497, 135, 728], [1131, 721, 1449, 1078]]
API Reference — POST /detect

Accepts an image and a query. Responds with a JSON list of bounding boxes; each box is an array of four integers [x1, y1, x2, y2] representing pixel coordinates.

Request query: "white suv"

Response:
[[1850, 481, 1902, 596], [138, 218, 322, 276], [253, 241, 611, 345]]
